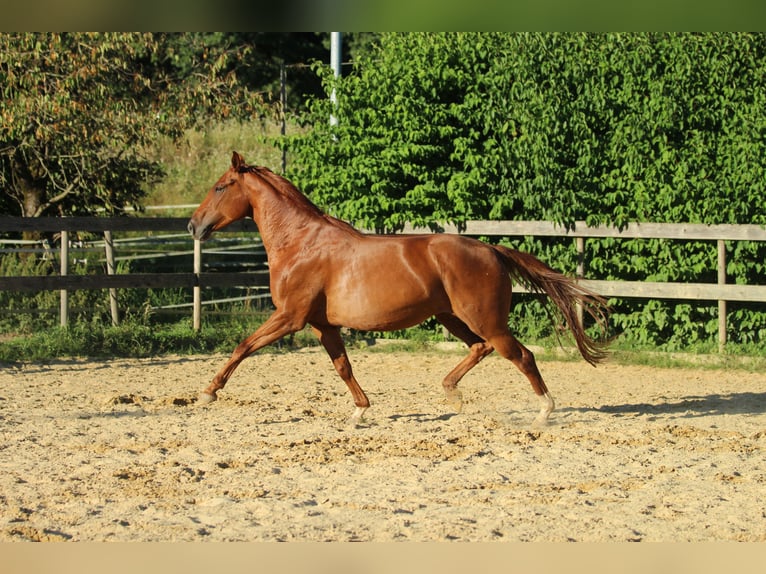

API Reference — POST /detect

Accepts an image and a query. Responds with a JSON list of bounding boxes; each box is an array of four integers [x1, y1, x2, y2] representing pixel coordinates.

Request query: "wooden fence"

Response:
[[404, 220, 766, 351], [0, 216, 266, 331], [1, 216, 765, 350]]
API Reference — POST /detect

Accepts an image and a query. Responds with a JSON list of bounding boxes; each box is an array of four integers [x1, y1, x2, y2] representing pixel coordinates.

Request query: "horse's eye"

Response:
[[215, 179, 234, 193]]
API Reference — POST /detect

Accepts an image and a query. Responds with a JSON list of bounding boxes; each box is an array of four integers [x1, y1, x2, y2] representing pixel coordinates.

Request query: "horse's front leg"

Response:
[[311, 324, 370, 424], [198, 310, 303, 404]]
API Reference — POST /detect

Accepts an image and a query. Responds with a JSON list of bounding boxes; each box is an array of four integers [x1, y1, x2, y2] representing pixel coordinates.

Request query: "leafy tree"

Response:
[[284, 33, 498, 231], [0, 32, 264, 219], [219, 32, 328, 111], [285, 32, 766, 231], [284, 32, 766, 348], [201, 33, 377, 114]]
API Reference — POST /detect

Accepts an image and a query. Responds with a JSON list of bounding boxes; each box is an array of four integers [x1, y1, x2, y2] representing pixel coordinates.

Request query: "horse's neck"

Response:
[[249, 181, 324, 254]]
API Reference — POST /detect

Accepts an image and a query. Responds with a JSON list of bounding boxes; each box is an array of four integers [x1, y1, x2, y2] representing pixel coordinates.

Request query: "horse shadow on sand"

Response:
[[565, 391, 766, 419], [389, 412, 460, 423]]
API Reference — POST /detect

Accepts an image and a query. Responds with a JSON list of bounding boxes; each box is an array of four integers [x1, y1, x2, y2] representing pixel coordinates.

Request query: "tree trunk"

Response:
[[11, 156, 47, 242]]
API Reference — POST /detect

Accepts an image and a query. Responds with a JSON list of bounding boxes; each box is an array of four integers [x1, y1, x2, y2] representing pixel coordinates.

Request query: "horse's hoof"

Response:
[[532, 416, 550, 428], [532, 392, 554, 426], [197, 392, 217, 405], [445, 388, 463, 413], [347, 406, 367, 428]]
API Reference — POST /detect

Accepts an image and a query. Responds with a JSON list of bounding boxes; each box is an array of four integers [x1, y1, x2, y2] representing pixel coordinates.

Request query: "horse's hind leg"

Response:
[[487, 331, 555, 425], [311, 324, 370, 424], [436, 313, 494, 413]]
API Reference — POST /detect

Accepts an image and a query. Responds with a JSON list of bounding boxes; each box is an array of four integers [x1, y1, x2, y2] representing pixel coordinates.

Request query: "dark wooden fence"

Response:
[[0, 216, 268, 330], [2, 216, 765, 350]]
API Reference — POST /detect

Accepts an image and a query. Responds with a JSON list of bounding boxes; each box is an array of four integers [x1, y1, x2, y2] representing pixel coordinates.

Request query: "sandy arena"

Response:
[[1, 345, 764, 542]]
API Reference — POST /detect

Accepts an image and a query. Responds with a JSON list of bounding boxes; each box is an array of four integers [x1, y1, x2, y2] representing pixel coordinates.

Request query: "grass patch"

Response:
[[606, 346, 766, 372], [0, 317, 316, 364], [146, 118, 286, 210], [2, 320, 766, 374], [364, 331, 766, 372]]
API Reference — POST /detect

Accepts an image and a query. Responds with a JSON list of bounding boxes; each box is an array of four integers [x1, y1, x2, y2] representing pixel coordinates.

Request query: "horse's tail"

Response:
[[493, 245, 610, 366]]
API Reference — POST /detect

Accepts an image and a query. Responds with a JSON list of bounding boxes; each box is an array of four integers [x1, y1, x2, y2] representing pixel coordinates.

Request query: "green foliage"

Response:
[[0, 251, 120, 331], [0, 309, 319, 363], [0, 321, 209, 363], [284, 32, 766, 349], [0, 32, 264, 218], [147, 118, 286, 208], [287, 33, 766, 229]]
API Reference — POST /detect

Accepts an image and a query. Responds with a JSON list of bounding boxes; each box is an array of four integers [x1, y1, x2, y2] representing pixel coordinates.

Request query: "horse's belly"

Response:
[[331, 305, 434, 332], [325, 279, 444, 331], [317, 235, 459, 331]]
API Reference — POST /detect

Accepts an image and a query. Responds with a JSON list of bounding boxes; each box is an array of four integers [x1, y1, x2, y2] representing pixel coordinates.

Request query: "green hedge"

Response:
[[284, 33, 766, 349]]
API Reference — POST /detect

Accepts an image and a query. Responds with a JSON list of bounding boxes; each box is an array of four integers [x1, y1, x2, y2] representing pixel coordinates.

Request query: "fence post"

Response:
[[60, 230, 69, 328], [103, 230, 119, 326], [575, 236, 585, 327], [718, 239, 727, 352], [193, 238, 202, 330]]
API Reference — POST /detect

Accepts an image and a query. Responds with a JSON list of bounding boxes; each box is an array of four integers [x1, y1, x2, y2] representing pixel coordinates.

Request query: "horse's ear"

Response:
[[231, 151, 245, 171]]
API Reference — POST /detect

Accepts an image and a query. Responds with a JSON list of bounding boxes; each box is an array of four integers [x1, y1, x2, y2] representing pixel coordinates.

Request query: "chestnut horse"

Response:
[[188, 152, 609, 425]]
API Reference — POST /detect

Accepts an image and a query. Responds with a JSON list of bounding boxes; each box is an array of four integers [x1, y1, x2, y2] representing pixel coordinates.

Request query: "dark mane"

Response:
[[245, 166, 359, 233]]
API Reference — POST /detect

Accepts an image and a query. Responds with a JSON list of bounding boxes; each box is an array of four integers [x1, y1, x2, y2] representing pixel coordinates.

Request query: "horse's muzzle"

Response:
[[187, 219, 211, 241]]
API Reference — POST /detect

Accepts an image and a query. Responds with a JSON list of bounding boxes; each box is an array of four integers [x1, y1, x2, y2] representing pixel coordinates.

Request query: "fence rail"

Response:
[[0, 216, 264, 330], [403, 220, 766, 302], [1, 216, 765, 350]]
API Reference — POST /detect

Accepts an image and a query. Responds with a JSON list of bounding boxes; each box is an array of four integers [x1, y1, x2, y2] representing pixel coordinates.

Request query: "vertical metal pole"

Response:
[[60, 230, 69, 328], [717, 239, 727, 352], [280, 60, 287, 173], [193, 238, 202, 331], [329, 32, 342, 126], [575, 236, 585, 327], [104, 230, 119, 326]]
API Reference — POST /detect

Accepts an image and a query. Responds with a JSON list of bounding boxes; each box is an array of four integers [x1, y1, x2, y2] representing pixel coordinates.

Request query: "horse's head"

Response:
[[188, 151, 253, 241]]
